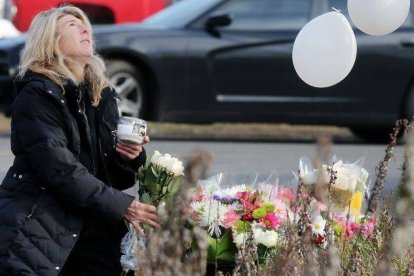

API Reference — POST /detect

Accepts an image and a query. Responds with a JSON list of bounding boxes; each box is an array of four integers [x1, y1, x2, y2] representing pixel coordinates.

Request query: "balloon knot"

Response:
[[332, 7, 341, 13]]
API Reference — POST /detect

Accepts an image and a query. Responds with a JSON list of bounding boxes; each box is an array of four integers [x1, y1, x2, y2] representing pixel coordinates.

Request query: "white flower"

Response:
[[233, 232, 249, 247], [220, 185, 246, 198], [252, 224, 278, 248], [190, 201, 207, 213], [151, 151, 184, 176], [198, 200, 229, 237], [159, 153, 172, 168], [311, 214, 326, 236], [166, 157, 184, 176], [151, 150, 163, 166]]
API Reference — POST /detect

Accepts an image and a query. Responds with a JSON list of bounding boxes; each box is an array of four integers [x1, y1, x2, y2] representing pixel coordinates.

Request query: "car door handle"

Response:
[[400, 40, 414, 47]]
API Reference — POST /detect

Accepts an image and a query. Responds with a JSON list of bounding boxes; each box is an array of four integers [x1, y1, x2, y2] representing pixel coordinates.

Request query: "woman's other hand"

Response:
[[116, 135, 150, 161], [124, 199, 159, 235]]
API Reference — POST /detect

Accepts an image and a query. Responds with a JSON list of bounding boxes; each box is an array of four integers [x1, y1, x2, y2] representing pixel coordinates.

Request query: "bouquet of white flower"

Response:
[[138, 150, 184, 206], [120, 150, 184, 273]]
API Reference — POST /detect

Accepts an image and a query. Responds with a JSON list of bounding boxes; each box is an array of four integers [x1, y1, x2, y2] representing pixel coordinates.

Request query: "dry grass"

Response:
[[0, 113, 356, 141], [148, 122, 355, 142]]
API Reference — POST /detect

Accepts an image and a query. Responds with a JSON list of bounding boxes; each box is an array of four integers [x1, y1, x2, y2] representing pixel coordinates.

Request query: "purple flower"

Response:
[[212, 194, 236, 204], [221, 196, 236, 204]]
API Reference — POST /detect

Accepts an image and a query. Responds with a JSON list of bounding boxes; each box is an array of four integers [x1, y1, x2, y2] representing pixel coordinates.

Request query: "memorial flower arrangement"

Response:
[[299, 156, 370, 216], [190, 183, 283, 264], [189, 177, 332, 263], [188, 155, 376, 268]]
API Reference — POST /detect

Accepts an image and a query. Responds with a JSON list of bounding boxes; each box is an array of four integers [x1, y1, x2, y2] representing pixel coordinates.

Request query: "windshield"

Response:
[[141, 0, 224, 29]]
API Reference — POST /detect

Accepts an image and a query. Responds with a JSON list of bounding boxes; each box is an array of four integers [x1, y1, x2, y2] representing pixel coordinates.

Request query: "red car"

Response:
[[11, 0, 171, 32]]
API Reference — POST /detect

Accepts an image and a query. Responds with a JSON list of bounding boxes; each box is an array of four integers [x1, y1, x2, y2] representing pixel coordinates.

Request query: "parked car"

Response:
[[10, 0, 170, 32], [1, 0, 414, 138]]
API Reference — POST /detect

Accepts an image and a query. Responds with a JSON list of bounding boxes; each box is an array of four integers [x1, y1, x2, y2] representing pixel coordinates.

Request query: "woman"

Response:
[[0, 6, 159, 275]]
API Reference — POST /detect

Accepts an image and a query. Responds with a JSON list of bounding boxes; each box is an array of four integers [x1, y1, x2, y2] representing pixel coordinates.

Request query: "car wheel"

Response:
[[351, 127, 393, 143], [106, 60, 145, 118], [404, 84, 414, 121]]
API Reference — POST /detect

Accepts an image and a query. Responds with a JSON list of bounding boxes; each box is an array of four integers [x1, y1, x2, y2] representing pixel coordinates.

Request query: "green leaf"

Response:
[[207, 230, 236, 264], [143, 169, 159, 190], [147, 181, 159, 193], [150, 165, 159, 178], [144, 155, 152, 168], [140, 192, 152, 204]]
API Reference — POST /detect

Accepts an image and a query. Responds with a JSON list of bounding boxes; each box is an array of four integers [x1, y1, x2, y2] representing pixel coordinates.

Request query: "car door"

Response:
[[185, 0, 317, 123]]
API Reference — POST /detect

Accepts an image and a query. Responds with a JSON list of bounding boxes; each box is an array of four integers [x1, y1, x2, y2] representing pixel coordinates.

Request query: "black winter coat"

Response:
[[0, 73, 145, 275]]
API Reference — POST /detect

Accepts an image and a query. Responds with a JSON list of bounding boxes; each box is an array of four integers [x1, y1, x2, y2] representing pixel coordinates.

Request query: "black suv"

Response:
[[1, 0, 414, 134]]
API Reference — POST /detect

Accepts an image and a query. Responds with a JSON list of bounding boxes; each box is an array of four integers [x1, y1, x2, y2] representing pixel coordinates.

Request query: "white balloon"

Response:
[[292, 12, 357, 88], [348, 0, 410, 36]]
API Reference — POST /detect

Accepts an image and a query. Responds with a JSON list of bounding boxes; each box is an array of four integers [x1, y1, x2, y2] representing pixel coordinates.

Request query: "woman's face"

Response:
[[57, 14, 93, 66]]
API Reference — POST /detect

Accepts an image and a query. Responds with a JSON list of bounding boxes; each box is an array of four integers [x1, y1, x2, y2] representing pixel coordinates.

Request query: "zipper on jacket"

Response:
[[98, 136, 113, 187], [96, 88, 117, 187], [26, 193, 45, 219]]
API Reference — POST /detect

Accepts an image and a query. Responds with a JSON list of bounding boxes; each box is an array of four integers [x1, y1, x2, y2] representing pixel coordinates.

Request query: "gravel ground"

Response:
[[0, 114, 358, 142]]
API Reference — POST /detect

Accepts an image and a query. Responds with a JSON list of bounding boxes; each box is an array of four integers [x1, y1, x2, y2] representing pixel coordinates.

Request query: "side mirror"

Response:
[[205, 13, 232, 38]]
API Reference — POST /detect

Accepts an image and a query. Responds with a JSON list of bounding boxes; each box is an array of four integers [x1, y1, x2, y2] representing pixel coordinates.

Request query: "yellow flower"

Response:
[[350, 191, 363, 216]]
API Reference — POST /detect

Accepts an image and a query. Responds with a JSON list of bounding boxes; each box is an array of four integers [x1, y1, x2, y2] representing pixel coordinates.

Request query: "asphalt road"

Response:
[[0, 135, 405, 196]]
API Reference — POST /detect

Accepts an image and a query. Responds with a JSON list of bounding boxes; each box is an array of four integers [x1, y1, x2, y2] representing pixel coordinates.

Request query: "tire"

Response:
[[404, 84, 414, 121], [106, 60, 146, 118], [351, 127, 393, 143]]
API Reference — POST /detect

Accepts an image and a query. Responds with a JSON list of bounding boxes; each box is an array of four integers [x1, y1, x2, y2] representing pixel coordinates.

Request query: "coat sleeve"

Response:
[[12, 85, 134, 222]]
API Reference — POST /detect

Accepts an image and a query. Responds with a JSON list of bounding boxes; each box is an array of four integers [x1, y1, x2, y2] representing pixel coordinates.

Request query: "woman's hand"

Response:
[[124, 199, 160, 235], [116, 136, 150, 161]]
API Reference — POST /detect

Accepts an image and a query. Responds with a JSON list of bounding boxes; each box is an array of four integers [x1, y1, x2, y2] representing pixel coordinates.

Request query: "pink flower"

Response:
[[223, 210, 240, 228], [333, 215, 346, 228], [362, 221, 375, 239], [236, 191, 251, 201], [278, 188, 296, 203], [314, 200, 327, 211], [349, 222, 361, 232], [272, 199, 288, 221], [339, 222, 359, 240], [190, 194, 205, 202], [261, 212, 280, 230]]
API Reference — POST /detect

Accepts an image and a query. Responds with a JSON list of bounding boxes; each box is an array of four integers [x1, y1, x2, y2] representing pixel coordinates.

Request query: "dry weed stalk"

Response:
[[374, 120, 411, 275], [312, 136, 341, 275], [367, 119, 408, 213], [265, 222, 303, 275], [378, 120, 414, 275], [265, 176, 317, 275], [140, 186, 209, 276], [233, 232, 258, 276], [138, 150, 212, 276], [345, 119, 408, 275]]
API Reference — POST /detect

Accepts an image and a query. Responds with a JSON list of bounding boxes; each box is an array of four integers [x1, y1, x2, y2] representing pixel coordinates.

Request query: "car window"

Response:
[[402, 0, 414, 27], [329, 0, 414, 28], [141, 0, 223, 29], [212, 0, 311, 31]]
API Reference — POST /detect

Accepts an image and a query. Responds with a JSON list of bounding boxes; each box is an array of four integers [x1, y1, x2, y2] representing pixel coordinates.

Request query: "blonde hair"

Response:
[[18, 5, 111, 106]]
